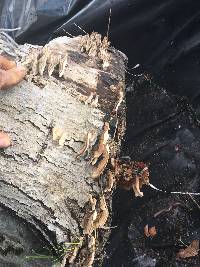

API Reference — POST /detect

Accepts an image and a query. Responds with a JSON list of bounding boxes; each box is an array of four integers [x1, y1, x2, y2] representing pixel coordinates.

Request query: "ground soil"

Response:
[[103, 74, 200, 267]]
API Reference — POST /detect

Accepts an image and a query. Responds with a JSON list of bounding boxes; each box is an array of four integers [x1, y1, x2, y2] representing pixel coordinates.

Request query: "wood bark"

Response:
[[0, 33, 127, 265]]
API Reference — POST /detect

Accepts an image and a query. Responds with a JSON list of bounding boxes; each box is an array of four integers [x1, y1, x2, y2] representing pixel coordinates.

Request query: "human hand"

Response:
[[0, 55, 26, 148], [0, 55, 26, 90]]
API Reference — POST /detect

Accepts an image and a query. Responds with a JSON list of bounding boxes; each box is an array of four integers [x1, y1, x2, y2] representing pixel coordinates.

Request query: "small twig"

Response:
[[0, 31, 19, 47], [62, 29, 75, 38], [101, 225, 118, 230], [154, 202, 183, 218], [0, 27, 21, 32], [149, 183, 200, 196], [179, 237, 189, 247], [129, 63, 140, 70], [125, 69, 137, 76], [74, 23, 88, 34], [106, 8, 112, 39], [189, 194, 200, 210]]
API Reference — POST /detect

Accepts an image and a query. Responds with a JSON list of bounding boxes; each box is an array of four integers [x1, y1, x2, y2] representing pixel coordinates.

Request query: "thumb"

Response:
[[0, 66, 26, 90]]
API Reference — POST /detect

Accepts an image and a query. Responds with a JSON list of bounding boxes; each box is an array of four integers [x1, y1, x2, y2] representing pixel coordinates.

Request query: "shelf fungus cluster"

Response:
[[115, 160, 150, 197], [80, 32, 110, 70], [0, 31, 127, 266], [78, 194, 109, 266]]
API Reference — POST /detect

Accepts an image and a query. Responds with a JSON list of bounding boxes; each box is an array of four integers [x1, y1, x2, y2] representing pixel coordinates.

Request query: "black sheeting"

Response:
[[1, 0, 199, 101], [1, 0, 200, 101], [103, 75, 200, 267], [1, 1, 200, 266]]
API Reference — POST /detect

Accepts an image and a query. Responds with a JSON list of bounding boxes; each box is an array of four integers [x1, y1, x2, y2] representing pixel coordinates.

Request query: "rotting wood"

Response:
[[0, 32, 127, 265]]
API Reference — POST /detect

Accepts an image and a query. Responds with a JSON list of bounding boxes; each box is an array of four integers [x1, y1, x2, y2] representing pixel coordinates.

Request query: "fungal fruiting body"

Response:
[[81, 235, 96, 267], [22, 45, 65, 78], [84, 92, 95, 105], [76, 132, 92, 159], [90, 122, 110, 179], [91, 94, 99, 108], [99, 36, 110, 69], [93, 195, 109, 229], [52, 127, 68, 146], [133, 175, 144, 197], [91, 144, 110, 179], [68, 237, 84, 264], [76, 130, 97, 159], [82, 195, 97, 235], [104, 170, 115, 192], [115, 160, 150, 197], [77, 122, 123, 188], [112, 81, 125, 114], [80, 32, 110, 70]]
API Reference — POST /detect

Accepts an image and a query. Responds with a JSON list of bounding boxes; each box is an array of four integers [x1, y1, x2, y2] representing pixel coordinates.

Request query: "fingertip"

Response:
[[0, 132, 11, 148], [15, 65, 27, 76], [9, 61, 17, 69], [0, 55, 16, 70], [0, 66, 27, 89], [16, 65, 27, 72]]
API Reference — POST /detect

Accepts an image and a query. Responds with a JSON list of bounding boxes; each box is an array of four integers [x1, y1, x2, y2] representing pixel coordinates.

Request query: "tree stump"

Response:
[[0, 32, 127, 266]]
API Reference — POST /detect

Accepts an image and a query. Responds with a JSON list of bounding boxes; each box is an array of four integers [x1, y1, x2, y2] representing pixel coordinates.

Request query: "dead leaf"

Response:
[[177, 240, 199, 259]]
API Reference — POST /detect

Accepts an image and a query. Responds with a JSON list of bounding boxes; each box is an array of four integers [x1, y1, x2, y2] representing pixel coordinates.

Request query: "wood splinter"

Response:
[[23, 44, 69, 79]]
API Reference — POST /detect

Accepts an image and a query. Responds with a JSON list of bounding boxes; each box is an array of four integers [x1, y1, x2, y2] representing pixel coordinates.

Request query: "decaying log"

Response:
[[0, 32, 127, 265]]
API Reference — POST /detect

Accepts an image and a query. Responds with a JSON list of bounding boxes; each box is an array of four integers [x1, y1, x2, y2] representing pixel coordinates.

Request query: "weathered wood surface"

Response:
[[0, 33, 127, 265]]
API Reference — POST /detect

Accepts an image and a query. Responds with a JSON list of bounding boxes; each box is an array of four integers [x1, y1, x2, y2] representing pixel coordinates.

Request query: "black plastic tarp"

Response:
[[1, 1, 200, 267], [1, 0, 200, 101]]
